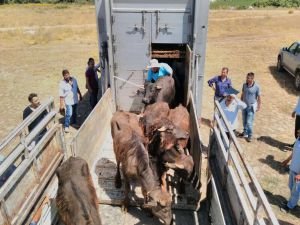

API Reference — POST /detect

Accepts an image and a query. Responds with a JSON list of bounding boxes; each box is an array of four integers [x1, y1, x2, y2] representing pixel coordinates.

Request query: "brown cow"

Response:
[[56, 157, 102, 225], [140, 102, 170, 138], [168, 104, 190, 148], [111, 111, 144, 140], [111, 115, 172, 225], [142, 76, 175, 106]]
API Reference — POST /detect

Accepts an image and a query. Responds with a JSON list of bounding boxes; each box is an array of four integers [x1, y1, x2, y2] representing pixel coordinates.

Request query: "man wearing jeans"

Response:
[[59, 69, 82, 133], [281, 129, 300, 213], [240, 72, 261, 142]]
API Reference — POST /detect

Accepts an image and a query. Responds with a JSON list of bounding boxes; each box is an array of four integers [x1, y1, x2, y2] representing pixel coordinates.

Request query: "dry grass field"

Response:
[[0, 4, 300, 225]]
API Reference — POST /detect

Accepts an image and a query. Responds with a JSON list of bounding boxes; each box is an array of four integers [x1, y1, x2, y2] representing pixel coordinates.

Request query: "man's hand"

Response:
[[295, 174, 300, 182], [292, 111, 296, 118], [281, 159, 290, 167], [59, 106, 65, 116], [257, 105, 261, 112]]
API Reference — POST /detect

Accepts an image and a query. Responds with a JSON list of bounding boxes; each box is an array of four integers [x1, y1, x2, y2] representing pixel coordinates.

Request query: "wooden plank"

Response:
[[72, 89, 114, 166], [209, 177, 226, 225], [227, 166, 254, 225], [214, 112, 229, 149]]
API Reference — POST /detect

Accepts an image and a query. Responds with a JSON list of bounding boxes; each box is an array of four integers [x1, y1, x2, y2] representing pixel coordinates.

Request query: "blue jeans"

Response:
[[65, 104, 73, 128], [287, 170, 300, 209], [71, 104, 77, 125], [90, 91, 98, 109], [242, 106, 255, 137]]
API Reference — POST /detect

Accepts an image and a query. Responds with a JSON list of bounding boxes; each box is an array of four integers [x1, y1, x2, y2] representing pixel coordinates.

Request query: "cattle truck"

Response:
[[0, 0, 280, 225]]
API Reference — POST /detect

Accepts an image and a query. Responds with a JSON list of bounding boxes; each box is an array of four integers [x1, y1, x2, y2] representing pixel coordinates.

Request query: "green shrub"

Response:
[[253, 0, 300, 8]]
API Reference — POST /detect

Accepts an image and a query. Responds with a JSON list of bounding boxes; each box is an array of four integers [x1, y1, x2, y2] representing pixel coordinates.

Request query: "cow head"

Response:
[[146, 189, 173, 225], [158, 125, 189, 150], [56, 157, 90, 184], [142, 81, 162, 105]]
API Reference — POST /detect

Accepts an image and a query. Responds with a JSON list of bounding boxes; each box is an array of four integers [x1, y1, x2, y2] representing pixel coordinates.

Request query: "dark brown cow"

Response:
[[111, 115, 172, 225], [56, 157, 102, 225], [142, 76, 175, 106], [168, 104, 190, 148]]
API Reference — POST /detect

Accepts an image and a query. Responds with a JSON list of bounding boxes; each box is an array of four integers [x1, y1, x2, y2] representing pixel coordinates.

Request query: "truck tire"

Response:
[[277, 57, 283, 72], [295, 71, 300, 91]]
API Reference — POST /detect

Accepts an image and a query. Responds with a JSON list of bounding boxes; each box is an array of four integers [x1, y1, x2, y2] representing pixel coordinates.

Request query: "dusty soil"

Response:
[[0, 4, 299, 225]]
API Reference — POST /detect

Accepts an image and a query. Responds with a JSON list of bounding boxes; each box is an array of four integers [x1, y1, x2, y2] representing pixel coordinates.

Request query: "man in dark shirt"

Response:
[[207, 67, 232, 102], [23, 93, 48, 146], [85, 58, 100, 109]]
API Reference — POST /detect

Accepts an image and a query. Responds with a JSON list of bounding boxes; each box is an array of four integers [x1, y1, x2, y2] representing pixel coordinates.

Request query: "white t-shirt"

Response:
[[220, 98, 247, 132], [59, 78, 79, 105]]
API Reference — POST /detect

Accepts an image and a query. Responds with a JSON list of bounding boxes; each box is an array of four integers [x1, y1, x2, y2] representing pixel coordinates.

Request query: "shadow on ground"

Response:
[[269, 66, 299, 96], [259, 154, 289, 174], [264, 189, 300, 219], [257, 135, 293, 152]]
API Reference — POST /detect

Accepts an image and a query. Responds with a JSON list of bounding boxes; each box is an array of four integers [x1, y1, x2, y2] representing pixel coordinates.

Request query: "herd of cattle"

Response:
[[55, 76, 196, 225]]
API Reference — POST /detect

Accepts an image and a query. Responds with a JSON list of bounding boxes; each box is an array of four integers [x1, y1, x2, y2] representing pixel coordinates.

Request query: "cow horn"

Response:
[[158, 126, 167, 132], [155, 85, 162, 90]]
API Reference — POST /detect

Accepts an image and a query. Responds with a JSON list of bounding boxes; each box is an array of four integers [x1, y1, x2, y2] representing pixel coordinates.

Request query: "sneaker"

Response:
[[280, 204, 291, 213], [64, 127, 70, 133], [238, 132, 248, 138], [246, 137, 252, 142]]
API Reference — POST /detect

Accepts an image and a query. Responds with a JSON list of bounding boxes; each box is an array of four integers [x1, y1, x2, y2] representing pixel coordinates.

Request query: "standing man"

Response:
[[146, 59, 173, 83], [208, 67, 232, 102], [281, 129, 300, 213], [23, 93, 48, 145], [240, 72, 261, 142], [292, 96, 300, 141], [219, 94, 247, 138], [86, 58, 101, 109], [59, 69, 82, 133]]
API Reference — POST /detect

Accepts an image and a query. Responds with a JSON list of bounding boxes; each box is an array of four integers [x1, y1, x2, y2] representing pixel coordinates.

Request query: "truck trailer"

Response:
[[0, 1, 280, 225]]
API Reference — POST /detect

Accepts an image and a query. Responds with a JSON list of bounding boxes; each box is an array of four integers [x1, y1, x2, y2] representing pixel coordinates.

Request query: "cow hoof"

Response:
[[115, 175, 122, 189]]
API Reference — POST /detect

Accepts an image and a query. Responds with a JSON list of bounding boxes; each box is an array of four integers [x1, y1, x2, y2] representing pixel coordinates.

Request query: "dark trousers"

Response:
[[70, 104, 78, 125], [295, 115, 300, 139], [90, 91, 98, 109]]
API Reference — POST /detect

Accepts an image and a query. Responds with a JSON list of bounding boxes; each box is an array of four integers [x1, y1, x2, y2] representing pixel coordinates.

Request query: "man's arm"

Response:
[[207, 77, 217, 90], [292, 97, 300, 118], [23, 107, 31, 120], [282, 153, 293, 167], [257, 95, 261, 111], [85, 76, 93, 93], [77, 87, 83, 101], [146, 70, 152, 82]]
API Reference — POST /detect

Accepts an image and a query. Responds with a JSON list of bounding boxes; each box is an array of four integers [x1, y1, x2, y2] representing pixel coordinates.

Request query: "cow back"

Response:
[[56, 157, 102, 225]]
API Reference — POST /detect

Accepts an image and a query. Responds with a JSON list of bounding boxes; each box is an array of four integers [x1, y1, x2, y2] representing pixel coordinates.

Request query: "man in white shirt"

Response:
[[220, 94, 247, 138], [59, 69, 82, 133]]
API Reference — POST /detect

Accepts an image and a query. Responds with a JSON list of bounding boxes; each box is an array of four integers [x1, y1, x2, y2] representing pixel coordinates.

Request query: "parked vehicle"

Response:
[[277, 41, 300, 90]]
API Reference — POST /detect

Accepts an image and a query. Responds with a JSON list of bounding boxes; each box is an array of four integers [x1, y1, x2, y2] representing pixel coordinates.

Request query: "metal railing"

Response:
[[0, 98, 65, 225], [210, 100, 279, 225]]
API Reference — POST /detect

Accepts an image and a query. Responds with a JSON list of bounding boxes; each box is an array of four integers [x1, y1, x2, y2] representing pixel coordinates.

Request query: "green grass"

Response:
[[210, 0, 257, 9]]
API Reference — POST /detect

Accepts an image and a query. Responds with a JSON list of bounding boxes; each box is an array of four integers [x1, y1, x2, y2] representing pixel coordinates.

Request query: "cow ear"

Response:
[[81, 162, 90, 177], [155, 85, 162, 90]]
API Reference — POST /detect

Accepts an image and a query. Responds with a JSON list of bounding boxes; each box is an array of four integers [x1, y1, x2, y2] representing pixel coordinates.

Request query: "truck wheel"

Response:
[[295, 71, 300, 91], [277, 57, 283, 72]]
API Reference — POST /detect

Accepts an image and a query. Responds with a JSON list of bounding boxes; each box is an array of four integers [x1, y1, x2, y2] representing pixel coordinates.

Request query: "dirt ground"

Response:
[[0, 4, 299, 225]]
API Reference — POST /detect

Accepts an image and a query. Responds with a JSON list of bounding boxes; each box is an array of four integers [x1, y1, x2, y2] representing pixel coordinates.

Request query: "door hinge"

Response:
[[188, 15, 193, 23], [112, 34, 116, 43], [114, 63, 118, 70], [111, 15, 115, 24], [112, 45, 116, 53]]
